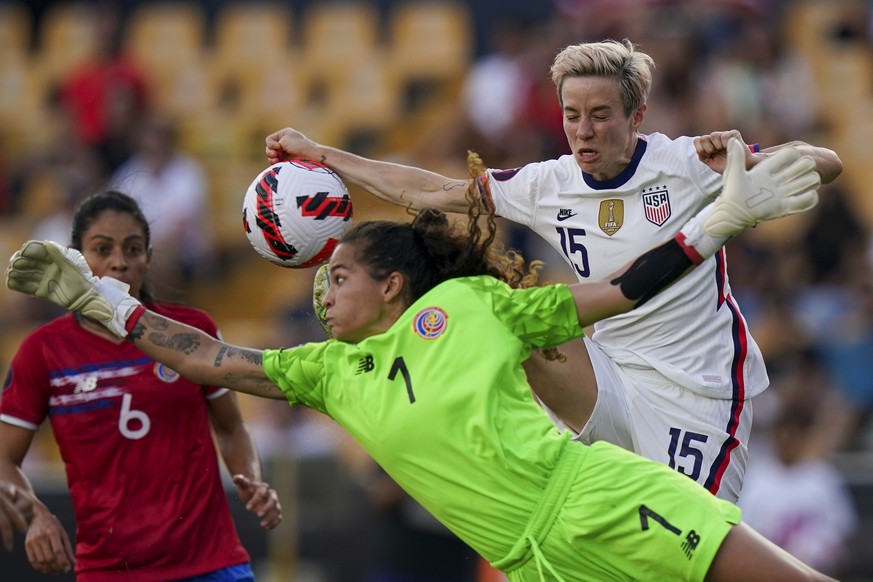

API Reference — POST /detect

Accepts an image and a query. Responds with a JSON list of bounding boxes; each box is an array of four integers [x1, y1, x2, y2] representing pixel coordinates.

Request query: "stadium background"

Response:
[[0, 0, 872, 580]]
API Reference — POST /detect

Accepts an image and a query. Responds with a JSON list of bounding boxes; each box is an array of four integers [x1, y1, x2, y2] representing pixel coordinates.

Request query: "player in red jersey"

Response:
[[0, 191, 282, 580]]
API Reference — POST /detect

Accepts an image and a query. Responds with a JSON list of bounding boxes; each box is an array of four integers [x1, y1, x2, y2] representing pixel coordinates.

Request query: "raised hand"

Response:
[[6, 241, 141, 337], [704, 137, 820, 238]]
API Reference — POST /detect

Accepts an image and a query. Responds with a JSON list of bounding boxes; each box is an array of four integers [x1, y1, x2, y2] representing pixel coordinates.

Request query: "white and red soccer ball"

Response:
[[242, 160, 353, 268]]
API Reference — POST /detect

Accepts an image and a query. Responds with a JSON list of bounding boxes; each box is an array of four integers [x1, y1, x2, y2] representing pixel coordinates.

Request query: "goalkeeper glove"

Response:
[[312, 263, 332, 338], [705, 137, 820, 237], [6, 240, 142, 337], [678, 137, 821, 262]]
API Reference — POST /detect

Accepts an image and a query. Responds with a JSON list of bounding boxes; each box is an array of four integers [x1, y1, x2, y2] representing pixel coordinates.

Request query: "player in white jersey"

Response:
[[263, 39, 842, 502]]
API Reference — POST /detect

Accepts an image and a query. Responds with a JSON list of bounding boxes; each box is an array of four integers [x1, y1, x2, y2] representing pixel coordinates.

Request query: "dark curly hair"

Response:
[[340, 152, 566, 361], [340, 152, 543, 306]]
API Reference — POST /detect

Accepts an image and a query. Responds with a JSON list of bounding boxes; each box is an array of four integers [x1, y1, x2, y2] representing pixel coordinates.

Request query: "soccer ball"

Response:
[[242, 160, 353, 268]]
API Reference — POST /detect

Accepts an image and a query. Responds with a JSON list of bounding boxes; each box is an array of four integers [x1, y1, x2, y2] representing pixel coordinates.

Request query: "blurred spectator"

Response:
[[515, 30, 567, 161], [800, 184, 868, 286], [639, 11, 701, 137], [695, 15, 820, 138], [787, 186, 873, 452], [56, 4, 149, 175], [427, 18, 532, 168], [806, 266, 873, 453], [740, 401, 857, 576], [108, 114, 214, 301], [28, 146, 105, 246]]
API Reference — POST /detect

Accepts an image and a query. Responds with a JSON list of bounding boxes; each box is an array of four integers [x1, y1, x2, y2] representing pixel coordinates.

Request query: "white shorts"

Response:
[[575, 337, 752, 503]]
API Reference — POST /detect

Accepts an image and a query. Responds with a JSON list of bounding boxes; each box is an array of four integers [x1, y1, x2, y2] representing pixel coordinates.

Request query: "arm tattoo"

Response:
[[215, 346, 262, 368], [148, 332, 201, 355], [129, 311, 168, 342], [221, 374, 283, 399], [142, 312, 170, 331], [128, 322, 145, 342], [442, 180, 468, 192]]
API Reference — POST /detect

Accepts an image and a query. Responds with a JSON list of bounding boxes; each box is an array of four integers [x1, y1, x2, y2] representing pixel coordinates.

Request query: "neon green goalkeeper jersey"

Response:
[[263, 275, 582, 562]]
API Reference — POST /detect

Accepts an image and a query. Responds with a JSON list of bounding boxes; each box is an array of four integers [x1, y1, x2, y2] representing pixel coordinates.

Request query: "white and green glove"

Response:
[[312, 263, 332, 338], [5, 240, 142, 337], [706, 137, 820, 236], [679, 137, 821, 261]]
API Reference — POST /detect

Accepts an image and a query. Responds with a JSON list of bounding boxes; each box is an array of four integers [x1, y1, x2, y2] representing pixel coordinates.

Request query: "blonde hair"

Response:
[[550, 39, 654, 117]]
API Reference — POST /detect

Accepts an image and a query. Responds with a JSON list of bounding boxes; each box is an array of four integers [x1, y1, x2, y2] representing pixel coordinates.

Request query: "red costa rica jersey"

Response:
[[0, 303, 249, 581]]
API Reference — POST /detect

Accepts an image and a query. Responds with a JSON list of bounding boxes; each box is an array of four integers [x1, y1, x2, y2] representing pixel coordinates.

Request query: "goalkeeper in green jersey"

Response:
[[6, 140, 831, 581]]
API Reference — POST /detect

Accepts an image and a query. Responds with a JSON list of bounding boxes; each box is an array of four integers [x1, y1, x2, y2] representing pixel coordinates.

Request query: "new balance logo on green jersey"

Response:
[[681, 530, 700, 559], [356, 355, 375, 374]]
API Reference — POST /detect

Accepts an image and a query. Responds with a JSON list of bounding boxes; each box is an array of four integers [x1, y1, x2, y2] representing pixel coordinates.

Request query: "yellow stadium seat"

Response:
[[0, 2, 31, 61], [387, 1, 472, 84], [124, 3, 211, 117], [213, 3, 303, 128], [213, 2, 295, 75], [37, 3, 102, 79], [324, 55, 402, 133], [301, 2, 381, 76], [0, 61, 53, 159], [0, 57, 45, 120], [124, 3, 206, 79]]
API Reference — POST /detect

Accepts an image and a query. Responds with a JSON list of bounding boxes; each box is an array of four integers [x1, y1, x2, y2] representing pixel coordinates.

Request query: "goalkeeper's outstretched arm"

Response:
[[5, 138, 822, 380], [4, 239, 283, 399], [126, 310, 285, 400]]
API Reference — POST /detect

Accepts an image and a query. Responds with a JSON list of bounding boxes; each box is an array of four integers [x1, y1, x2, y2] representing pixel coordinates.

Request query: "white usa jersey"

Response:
[[484, 132, 768, 401]]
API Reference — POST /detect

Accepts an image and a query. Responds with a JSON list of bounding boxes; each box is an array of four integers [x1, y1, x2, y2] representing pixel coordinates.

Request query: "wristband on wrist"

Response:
[[748, 143, 760, 153], [675, 232, 706, 265], [124, 305, 147, 335], [676, 203, 730, 264]]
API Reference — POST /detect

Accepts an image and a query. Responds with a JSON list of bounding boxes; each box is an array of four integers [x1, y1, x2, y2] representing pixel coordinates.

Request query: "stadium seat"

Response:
[[301, 2, 382, 76], [387, 1, 472, 84], [124, 3, 206, 80], [0, 2, 39, 143], [124, 3, 211, 116], [213, 2, 296, 76], [37, 2, 102, 79], [0, 59, 50, 146], [0, 2, 31, 61], [203, 156, 264, 246], [323, 55, 402, 135], [811, 46, 873, 127], [784, 0, 864, 57], [212, 3, 304, 130]]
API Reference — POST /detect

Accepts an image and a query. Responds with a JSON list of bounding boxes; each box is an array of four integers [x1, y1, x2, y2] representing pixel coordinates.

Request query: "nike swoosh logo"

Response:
[[556, 213, 577, 221]]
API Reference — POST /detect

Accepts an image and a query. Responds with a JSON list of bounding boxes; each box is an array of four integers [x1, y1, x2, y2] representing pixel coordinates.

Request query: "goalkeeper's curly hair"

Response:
[[340, 151, 565, 361]]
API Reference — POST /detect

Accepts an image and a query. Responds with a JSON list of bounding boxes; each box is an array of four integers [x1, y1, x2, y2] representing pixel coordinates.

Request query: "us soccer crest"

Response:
[[598, 199, 623, 235], [642, 187, 671, 226]]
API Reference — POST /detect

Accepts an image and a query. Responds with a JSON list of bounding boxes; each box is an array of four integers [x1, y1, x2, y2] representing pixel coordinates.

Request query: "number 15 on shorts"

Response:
[[667, 428, 708, 481]]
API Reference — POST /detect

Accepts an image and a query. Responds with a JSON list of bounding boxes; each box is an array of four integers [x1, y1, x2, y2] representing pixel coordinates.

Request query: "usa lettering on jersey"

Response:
[[642, 187, 671, 226]]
